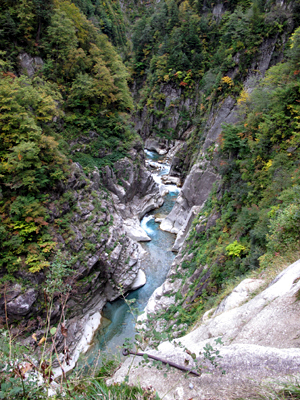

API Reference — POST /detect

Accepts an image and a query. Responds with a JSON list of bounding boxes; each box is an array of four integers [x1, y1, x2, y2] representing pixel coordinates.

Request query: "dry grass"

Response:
[[234, 377, 300, 400]]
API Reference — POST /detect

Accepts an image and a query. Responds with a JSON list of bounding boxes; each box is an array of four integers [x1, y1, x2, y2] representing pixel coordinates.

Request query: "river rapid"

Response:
[[83, 150, 180, 367]]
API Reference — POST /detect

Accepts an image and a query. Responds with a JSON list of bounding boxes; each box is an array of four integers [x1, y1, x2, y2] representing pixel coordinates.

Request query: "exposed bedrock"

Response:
[[111, 258, 300, 400], [101, 148, 164, 220], [160, 161, 220, 235]]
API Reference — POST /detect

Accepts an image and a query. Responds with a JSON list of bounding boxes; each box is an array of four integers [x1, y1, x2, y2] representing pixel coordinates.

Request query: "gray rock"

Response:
[[91, 168, 101, 190], [161, 162, 220, 234], [18, 53, 43, 77], [123, 218, 151, 242], [145, 138, 168, 155], [110, 259, 300, 400], [7, 289, 38, 316], [101, 157, 163, 219], [0, 284, 22, 309], [130, 269, 147, 290], [213, 278, 265, 316], [172, 205, 203, 252]]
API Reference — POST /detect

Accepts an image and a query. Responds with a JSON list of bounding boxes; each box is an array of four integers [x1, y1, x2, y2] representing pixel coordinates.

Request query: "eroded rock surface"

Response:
[[1, 150, 163, 371], [160, 162, 220, 234], [111, 258, 300, 400]]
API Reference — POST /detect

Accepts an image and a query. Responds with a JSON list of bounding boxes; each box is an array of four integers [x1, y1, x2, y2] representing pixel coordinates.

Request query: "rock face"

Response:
[[160, 161, 220, 235], [159, 94, 239, 243], [6, 289, 38, 317], [18, 53, 44, 77], [101, 149, 163, 219], [111, 258, 300, 400], [1, 148, 163, 370], [134, 83, 197, 142]]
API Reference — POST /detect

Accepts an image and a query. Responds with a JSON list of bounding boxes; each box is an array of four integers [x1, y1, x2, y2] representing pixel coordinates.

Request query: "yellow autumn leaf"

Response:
[[38, 336, 46, 346]]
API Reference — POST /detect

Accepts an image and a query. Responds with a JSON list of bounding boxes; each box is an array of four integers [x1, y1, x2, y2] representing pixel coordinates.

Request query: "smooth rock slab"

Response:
[[123, 218, 151, 242], [111, 259, 300, 399], [130, 269, 147, 291], [213, 278, 265, 316], [110, 343, 300, 400]]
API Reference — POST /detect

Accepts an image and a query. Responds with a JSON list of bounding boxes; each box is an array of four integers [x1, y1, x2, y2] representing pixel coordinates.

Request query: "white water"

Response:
[[141, 214, 155, 235]]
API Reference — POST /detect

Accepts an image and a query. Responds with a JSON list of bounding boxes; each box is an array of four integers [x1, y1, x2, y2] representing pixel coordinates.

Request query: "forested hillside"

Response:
[[1, 0, 300, 398], [130, 0, 297, 137], [0, 0, 136, 276]]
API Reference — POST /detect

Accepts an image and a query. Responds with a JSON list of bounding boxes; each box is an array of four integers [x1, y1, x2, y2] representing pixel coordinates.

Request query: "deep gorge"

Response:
[[1, 0, 300, 398], [85, 149, 179, 365]]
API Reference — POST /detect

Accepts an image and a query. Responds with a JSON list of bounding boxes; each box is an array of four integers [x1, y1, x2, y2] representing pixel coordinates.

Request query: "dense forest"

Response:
[[0, 0, 136, 277], [1, 0, 300, 398]]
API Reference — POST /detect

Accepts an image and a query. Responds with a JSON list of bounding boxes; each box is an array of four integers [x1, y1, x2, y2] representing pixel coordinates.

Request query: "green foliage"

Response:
[[0, 330, 45, 399], [45, 250, 73, 294], [226, 240, 246, 257], [267, 202, 300, 253], [72, 0, 127, 47], [202, 338, 226, 374], [0, 73, 66, 274], [84, 379, 155, 400], [220, 124, 246, 157], [0, 0, 137, 275], [171, 27, 300, 323]]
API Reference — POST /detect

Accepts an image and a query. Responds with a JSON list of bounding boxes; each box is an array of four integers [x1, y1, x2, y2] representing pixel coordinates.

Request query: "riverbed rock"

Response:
[[53, 311, 102, 378], [145, 138, 168, 155], [123, 218, 151, 242], [101, 155, 164, 219], [130, 269, 147, 290], [161, 175, 181, 186]]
